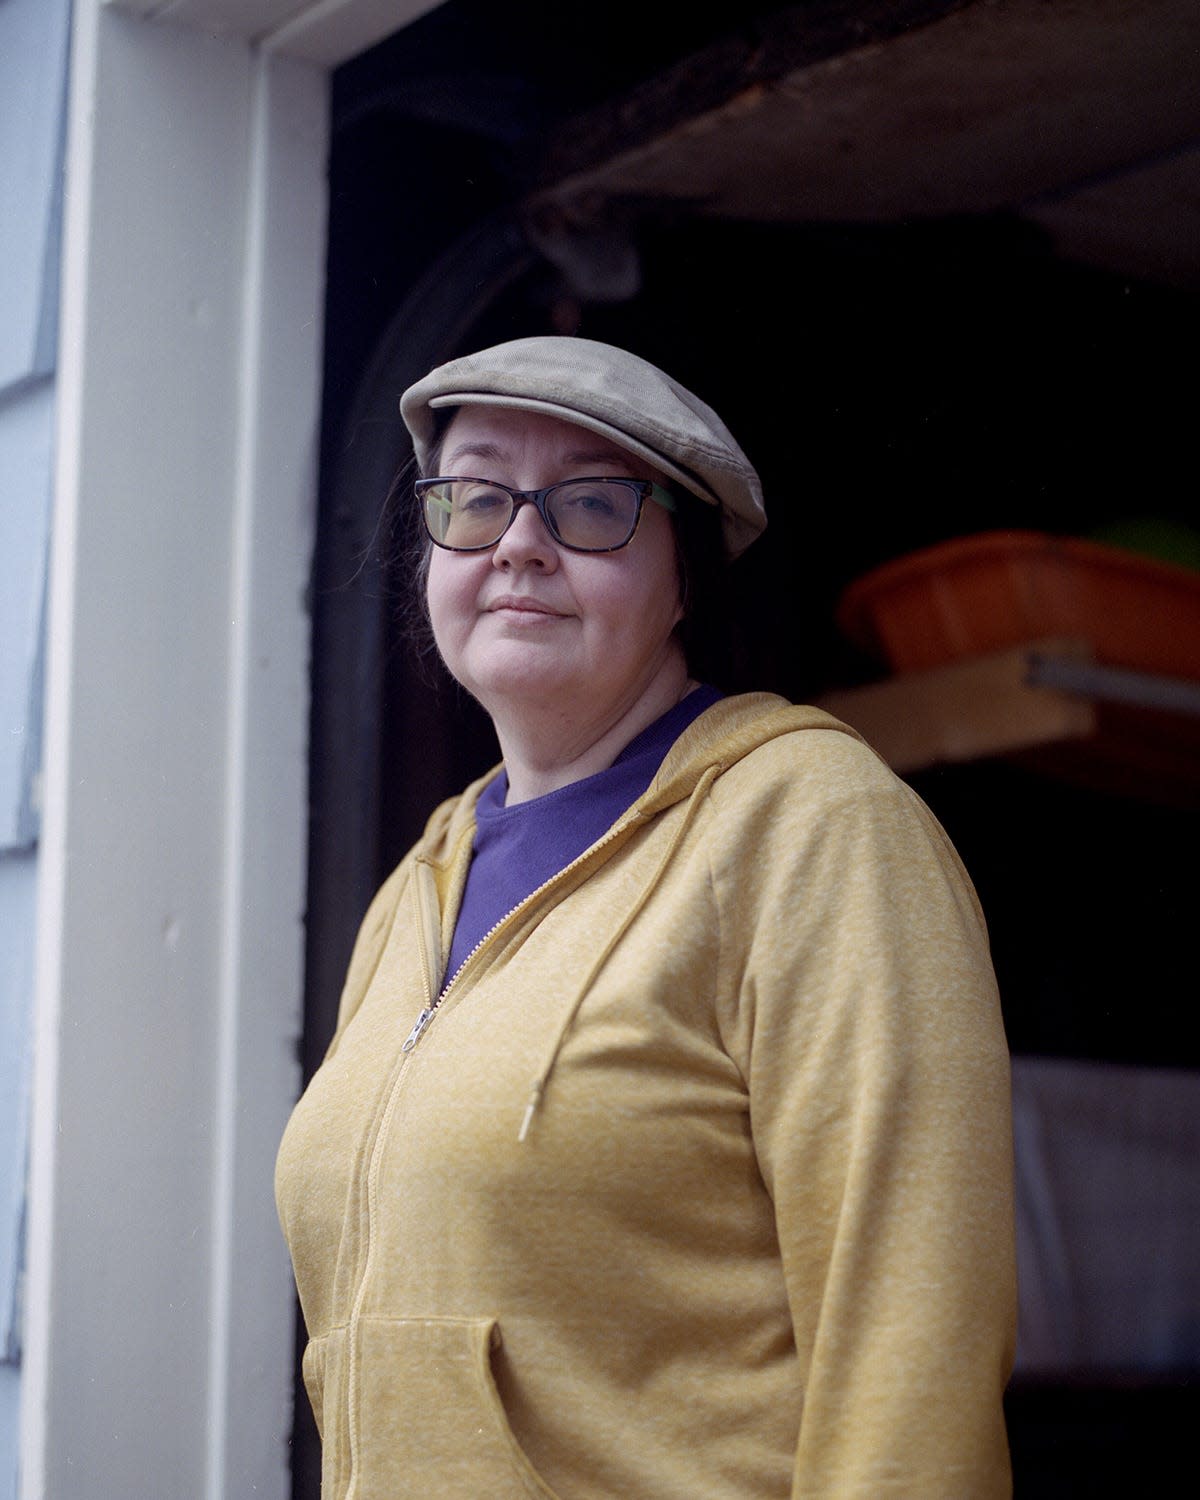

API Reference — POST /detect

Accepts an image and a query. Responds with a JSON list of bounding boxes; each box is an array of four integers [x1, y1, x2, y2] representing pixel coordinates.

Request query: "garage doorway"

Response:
[[298, 4, 1200, 1494]]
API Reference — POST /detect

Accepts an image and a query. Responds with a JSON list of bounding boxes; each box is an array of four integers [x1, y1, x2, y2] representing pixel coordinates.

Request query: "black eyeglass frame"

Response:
[[416, 475, 678, 554]]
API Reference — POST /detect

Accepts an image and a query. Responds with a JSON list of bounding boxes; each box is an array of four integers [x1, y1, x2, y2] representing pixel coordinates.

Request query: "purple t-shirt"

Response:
[[443, 685, 722, 987]]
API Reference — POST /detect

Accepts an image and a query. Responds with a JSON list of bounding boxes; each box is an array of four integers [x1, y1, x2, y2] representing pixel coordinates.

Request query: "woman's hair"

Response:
[[388, 417, 736, 685], [386, 452, 440, 672], [666, 487, 733, 684]]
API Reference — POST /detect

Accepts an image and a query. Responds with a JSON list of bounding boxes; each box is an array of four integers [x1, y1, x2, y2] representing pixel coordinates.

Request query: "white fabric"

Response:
[[1013, 1055, 1200, 1373]]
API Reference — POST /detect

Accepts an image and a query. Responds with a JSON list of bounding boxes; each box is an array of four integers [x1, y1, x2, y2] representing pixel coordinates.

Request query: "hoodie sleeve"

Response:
[[710, 728, 1016, 1500]]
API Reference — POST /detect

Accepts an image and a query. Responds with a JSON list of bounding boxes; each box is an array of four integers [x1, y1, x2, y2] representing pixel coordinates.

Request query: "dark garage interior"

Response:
[[299, 3, 1200, 1494]]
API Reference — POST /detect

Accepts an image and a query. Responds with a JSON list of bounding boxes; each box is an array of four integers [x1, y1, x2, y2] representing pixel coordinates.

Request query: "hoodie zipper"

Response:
[[400, 813, 639, 1056], [345, 813, 644, 1495]]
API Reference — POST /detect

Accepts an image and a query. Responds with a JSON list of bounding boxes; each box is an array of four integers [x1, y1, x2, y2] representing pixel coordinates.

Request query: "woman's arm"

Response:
[[713, 731, 1016, 1499]]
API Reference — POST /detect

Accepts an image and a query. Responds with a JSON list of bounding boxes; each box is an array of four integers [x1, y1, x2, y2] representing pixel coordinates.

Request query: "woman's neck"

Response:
[[490, 653, 695, 805]]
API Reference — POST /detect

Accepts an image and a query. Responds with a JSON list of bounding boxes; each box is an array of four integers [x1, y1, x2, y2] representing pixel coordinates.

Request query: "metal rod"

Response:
[[1026, 654, 1200, 719]]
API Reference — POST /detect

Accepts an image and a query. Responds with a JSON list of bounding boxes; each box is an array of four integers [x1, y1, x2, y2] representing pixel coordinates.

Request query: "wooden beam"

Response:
[[530, 0, 1200, 247], [818, 638, 1098, 774]]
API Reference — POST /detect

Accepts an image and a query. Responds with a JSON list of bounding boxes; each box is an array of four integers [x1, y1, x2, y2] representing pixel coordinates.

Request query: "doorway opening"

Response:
[[298, 4, 1200, 1494]]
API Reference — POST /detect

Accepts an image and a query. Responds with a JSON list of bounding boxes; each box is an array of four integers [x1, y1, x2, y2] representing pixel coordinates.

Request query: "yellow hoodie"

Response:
[[276, 693, 1016, 1499]]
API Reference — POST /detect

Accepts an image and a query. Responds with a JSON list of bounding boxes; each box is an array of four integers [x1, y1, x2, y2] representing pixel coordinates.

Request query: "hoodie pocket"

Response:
[[301, 1334, 328, 1440], [355, 1315, 565, 1500], [302, 1327, 353, 1498]]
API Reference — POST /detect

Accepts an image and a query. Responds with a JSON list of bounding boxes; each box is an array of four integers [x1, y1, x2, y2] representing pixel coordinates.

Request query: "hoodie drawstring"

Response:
[[517, 764, 722, 1142]]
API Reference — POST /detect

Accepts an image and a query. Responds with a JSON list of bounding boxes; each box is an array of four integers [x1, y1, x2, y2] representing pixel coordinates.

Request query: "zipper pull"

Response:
[[402, 1006, 435, 1053]]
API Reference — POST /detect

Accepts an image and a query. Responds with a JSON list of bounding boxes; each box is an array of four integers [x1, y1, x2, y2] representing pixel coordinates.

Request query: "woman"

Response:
[[276, 336, 1016, 1499]]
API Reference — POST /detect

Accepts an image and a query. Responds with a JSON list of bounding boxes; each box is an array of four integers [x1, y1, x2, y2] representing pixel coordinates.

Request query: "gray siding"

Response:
[[0, 0, 72, 1489]]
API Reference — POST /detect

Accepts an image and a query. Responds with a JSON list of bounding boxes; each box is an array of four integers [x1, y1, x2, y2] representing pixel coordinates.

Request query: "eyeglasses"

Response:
[[416, 476, 677, 553]]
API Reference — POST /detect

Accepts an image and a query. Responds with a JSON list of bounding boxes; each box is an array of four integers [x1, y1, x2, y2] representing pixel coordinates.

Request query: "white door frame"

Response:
[[24, 3, 443, 1495]]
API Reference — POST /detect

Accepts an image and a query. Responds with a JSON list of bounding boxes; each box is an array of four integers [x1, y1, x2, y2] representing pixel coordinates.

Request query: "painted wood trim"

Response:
[[104, 0, 447, 64], [23, 6, 325, 1496]]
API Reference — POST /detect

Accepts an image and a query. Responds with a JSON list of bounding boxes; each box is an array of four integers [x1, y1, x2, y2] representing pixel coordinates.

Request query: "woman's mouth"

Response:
[[486, 596, 565, 617]]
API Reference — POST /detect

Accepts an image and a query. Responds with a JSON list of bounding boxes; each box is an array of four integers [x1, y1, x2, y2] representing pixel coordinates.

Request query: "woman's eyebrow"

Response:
[[443, 440, 507, 469], [442, 442, 638, 473]]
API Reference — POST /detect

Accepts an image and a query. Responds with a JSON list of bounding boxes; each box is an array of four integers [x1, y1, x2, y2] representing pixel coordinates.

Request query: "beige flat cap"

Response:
[[400, 336, 766, 557]]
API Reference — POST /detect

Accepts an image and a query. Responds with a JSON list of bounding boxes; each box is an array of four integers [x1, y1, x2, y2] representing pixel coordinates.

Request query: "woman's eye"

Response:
[[561, 488, 618, 517], [459, 487, 507, 513]]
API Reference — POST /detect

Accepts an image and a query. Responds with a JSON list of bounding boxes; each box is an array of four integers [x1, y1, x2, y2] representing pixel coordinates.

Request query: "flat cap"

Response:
[[400, 336, 766, 556]]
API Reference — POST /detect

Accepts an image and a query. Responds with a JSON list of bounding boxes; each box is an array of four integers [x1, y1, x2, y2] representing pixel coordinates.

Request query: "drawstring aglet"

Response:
[[517, 1080, 544, 1143]]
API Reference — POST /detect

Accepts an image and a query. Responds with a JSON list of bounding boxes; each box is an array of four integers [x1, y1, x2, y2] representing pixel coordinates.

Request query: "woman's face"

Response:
[[425, 406, 685, 723]]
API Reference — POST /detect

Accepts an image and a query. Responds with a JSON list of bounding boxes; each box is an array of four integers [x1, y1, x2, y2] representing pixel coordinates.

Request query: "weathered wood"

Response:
[[527, 0, 1200, 287], [530, 0, 977, 190]]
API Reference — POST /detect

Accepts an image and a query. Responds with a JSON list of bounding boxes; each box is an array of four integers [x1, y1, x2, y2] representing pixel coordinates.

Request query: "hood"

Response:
[[407, 693, 872, 1141], [415, 692, 869, 871]]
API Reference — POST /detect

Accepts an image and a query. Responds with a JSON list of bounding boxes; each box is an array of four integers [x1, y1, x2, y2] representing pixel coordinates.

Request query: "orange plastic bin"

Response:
[[836, 530, 1200, 680]]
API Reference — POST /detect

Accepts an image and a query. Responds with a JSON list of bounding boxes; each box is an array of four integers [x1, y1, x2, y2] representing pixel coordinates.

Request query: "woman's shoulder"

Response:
[[410, 760, 504, 859], [689, 691, 901, 806], [694, 693, 965, 872], [347, 774, 492, 951], [693, 696, 988, 938]]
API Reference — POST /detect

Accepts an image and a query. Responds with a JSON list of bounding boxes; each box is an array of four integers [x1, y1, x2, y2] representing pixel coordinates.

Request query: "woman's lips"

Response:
[[486, 595, 566, 617]]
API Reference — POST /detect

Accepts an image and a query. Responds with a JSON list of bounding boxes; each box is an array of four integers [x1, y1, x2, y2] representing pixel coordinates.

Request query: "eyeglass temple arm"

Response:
[[650, 483, 677, 513]]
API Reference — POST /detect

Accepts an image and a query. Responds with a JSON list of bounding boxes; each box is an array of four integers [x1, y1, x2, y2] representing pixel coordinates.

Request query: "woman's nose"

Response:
[[491, 498, 559, 570]]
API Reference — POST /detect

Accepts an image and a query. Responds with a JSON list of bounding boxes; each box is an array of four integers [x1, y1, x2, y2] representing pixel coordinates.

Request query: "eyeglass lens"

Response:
[[421, 479, 643, 551]]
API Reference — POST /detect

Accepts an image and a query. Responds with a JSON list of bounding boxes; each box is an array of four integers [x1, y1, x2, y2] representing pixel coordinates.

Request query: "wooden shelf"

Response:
[[819, 637, 1200, 806]]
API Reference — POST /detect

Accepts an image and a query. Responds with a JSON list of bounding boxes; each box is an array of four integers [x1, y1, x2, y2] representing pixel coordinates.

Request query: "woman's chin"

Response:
[[457, 647, 582, 711]]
